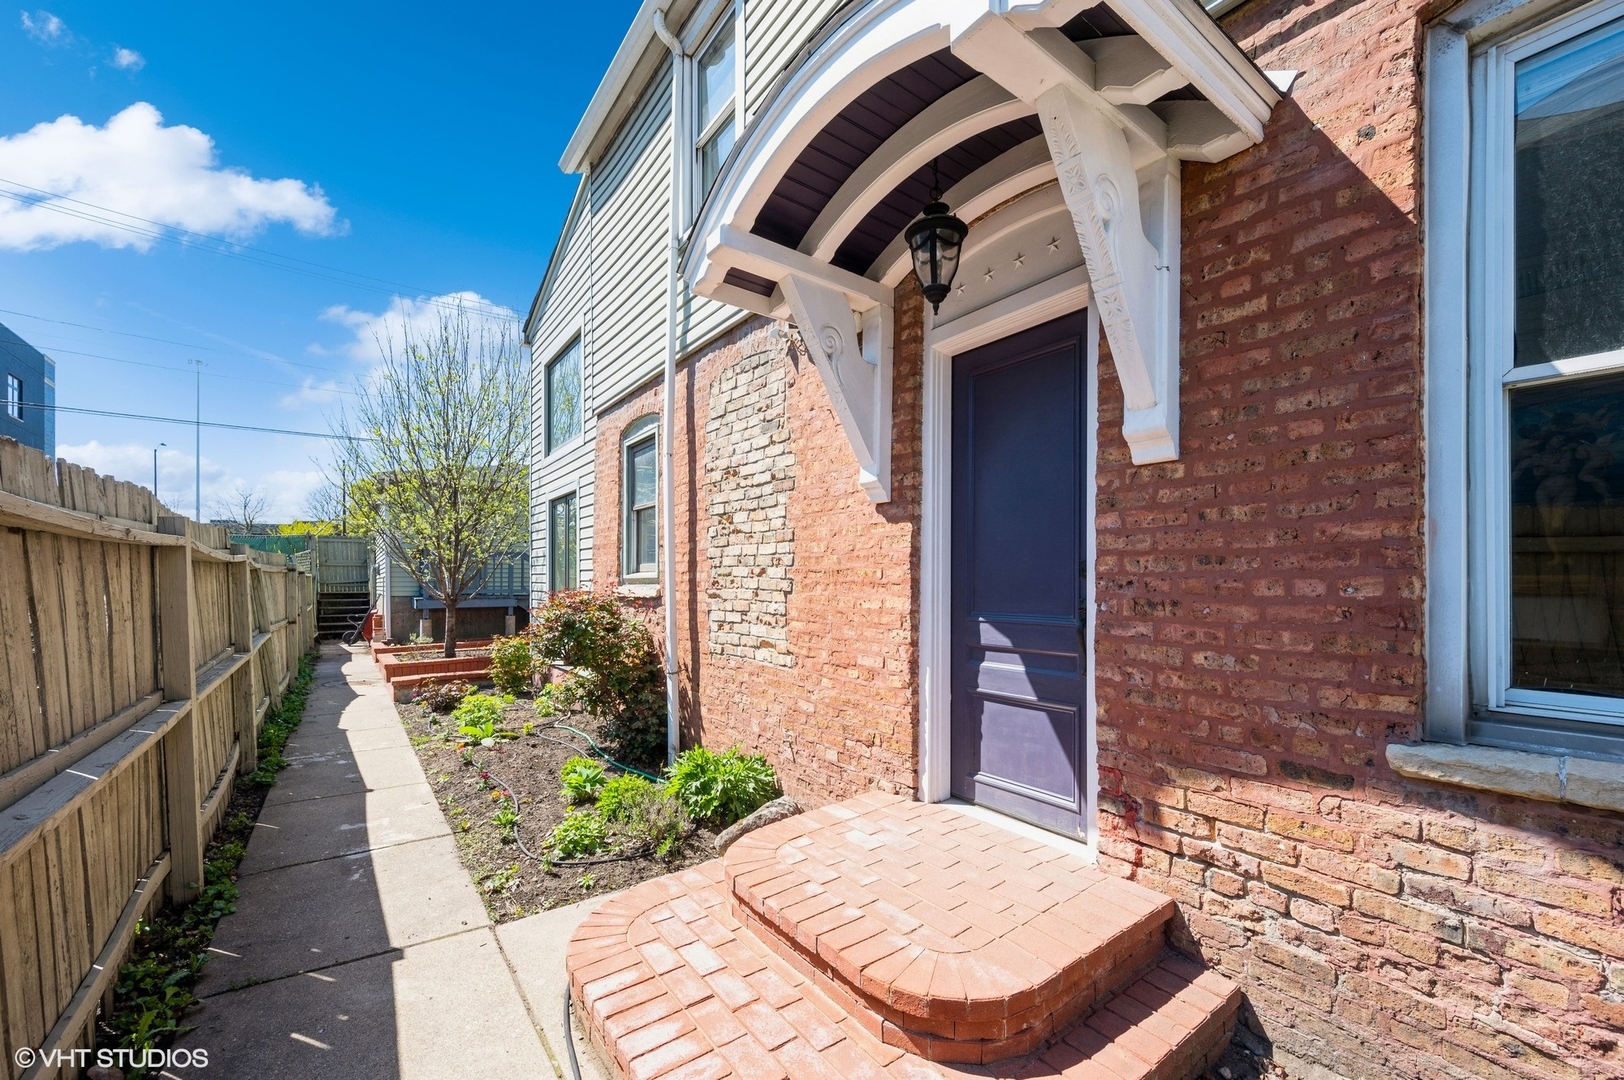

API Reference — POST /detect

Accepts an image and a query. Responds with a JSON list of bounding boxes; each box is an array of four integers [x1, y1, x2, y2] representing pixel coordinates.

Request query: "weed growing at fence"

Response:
[[100, 650, 319, 1077]]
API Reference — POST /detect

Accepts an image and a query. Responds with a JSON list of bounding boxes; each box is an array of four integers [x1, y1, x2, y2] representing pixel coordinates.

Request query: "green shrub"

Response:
[[665, 746, 780, 827], [488, 634, 534, 696], [560, 756, 607, 804], [453, 692, 512, 741], [534, 677, 578, 718], [414, 677, 474, 713], [550, 809, 607, 858], [625, 786, 690, 858], [596, 773, 655, 822], [529, 591, 666, 766]]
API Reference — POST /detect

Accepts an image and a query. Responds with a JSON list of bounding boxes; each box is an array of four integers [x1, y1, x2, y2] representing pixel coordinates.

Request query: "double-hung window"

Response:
[[623, 419, 658, 579], [5, 374, 20, 421], [549, 492, 578, 592], [545, 338, 582, 455], [1428, 0, 1624, 756], [695, 15, 736, 198]]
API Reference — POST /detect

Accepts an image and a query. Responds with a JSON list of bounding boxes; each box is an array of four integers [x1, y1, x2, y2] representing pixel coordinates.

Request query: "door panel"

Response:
[[950, 311, 1089, 836]]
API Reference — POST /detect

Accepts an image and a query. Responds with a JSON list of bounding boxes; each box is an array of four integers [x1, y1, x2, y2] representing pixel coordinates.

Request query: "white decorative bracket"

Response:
[[780, 273, 893, 502], [1039, 85, 1180, 463]]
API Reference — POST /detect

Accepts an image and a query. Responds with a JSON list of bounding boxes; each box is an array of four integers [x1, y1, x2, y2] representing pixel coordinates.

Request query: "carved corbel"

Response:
[[1038, 84, 1180, 463], [779, 274, 893, 502]]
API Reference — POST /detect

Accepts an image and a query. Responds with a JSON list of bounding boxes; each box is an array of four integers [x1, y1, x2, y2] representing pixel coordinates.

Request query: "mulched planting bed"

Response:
[[395, 695, 718, 921]]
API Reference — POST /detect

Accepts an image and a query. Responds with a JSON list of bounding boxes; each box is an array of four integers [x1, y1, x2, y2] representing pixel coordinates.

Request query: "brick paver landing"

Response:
[[567, 794, 1240, 1079]]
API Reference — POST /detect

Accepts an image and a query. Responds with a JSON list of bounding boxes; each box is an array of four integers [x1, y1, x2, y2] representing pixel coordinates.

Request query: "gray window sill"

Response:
[[1386, 742, 1623, 814], [616, 582, 660, 599]]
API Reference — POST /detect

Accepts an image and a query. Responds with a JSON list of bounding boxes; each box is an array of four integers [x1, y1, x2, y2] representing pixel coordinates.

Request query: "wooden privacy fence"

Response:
[[0, 438, 316, 1079]]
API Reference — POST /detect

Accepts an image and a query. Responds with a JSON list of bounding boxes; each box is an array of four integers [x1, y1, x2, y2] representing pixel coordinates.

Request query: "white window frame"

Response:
[[687, 1, 743, 212], [621, 416, 659, 581], [548, 489, 579, 593], [5, 374, 20, 421], [1426, 0, 1624, 756], [543, 336, 583, 458]]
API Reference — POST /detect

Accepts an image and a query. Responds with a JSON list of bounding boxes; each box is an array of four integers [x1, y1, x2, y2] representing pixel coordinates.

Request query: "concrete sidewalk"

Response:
[[178, 642, 611, 1080]]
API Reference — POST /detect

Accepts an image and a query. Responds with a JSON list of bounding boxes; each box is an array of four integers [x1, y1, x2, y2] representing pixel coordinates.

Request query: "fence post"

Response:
[[157, 517, 202, 905], [229, 545, 258, 775]]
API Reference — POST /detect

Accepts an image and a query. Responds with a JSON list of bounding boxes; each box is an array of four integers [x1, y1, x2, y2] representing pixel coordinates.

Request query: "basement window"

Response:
[[1426, 0, 1624, 760]]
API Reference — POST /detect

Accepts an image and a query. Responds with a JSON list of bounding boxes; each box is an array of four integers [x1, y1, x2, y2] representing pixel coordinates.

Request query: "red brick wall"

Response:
[[1091, 0, 1624, 1076], [593, 283, 925, 802]]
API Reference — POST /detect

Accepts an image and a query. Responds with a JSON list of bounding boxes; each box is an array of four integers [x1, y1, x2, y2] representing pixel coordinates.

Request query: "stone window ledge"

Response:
[[1386, 743, 1624, 814], [616, 582, 661, 599]]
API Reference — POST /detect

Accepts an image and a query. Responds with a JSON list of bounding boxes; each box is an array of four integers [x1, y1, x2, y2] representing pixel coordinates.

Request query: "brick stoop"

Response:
[[566, 793, 1241, 1080]]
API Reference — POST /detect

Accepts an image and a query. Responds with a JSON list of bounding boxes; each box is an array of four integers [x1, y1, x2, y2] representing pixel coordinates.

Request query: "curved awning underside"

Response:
[[685, 0, 1280, 497]]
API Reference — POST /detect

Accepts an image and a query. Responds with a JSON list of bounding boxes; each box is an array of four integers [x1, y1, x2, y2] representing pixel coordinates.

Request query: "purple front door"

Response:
[[950, 311, 1089, 836]]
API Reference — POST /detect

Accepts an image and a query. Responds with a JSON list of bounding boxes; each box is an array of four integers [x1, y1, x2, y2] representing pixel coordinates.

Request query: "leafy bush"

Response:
[[625, 786, 690, 858], [453, 693, 512, 741], [488, 634, 534, 696], [560, 756, 607, 804], [549, 809, 608, 858], [666, 746, 781, 827], [529, 591, 666, 766], [533, 677, 579, 718], [414, 677, 474, 713], [596, 773, 655, 822]]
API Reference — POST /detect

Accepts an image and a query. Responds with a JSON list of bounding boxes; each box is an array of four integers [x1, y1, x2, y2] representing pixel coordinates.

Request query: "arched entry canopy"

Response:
[[680, 0, 1278, 501]]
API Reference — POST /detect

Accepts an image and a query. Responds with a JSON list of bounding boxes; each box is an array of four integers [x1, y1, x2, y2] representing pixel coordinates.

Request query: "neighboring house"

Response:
[[373, 547, 530, 642], [525, 0, 1624, 1077], [0, 320, 56, 455]]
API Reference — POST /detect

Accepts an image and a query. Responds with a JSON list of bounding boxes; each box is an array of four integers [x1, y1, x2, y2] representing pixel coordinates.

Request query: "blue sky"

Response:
[[0, 2, 639, 519]]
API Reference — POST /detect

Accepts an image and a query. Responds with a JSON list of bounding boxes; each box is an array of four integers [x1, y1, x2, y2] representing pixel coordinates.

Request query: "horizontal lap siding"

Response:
[[743, 0, 846, 121]]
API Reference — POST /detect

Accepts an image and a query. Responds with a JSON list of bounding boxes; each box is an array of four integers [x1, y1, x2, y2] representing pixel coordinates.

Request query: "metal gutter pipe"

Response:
[[654, 3, 684, 766]]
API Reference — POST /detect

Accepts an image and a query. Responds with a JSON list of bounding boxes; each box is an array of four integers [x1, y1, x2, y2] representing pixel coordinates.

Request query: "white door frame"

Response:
[[917, 265, 1100, 856]]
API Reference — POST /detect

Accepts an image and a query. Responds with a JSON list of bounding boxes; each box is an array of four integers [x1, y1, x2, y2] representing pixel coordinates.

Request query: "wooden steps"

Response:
[[566, 794, 1242, 1080]]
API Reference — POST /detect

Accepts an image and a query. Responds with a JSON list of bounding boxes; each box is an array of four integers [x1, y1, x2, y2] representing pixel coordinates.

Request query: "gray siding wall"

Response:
[[530, 0, 842, 599]]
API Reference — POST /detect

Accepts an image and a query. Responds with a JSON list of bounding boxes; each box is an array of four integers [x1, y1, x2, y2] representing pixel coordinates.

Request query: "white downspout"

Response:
[[654, 3, 685, 765]]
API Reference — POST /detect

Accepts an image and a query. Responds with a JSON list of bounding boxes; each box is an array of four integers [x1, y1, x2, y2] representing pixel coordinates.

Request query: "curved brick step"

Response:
[[564, 857, 1241, 1080], [722, 794, 1175, 1062]]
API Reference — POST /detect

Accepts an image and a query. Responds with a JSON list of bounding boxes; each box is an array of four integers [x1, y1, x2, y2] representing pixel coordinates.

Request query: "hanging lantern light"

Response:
[[905, 159, 968, 315]]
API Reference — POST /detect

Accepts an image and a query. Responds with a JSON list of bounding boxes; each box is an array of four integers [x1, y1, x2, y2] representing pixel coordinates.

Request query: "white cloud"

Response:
[[110, 46, 143, 71], [320, 291, 517, 364], [0, 102, 340, 251], [279, 375, 346, 410], [20, 10, 65, 43], [54, 440, 324, 521]]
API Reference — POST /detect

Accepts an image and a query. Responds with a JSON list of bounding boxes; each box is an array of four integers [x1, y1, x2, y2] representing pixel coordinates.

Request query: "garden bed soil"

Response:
[[394, 696, 719, 921]]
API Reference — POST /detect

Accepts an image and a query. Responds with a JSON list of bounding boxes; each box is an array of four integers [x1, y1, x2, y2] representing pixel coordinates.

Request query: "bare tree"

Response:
[[331, 304, 527, 657], [214, 484, 270, 534]]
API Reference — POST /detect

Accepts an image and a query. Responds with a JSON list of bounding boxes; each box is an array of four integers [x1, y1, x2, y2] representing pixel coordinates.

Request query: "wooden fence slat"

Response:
[[0, 439, 317, 1067]]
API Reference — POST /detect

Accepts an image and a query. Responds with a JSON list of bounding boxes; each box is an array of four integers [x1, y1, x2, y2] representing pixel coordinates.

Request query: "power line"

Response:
[[0, 178, 518, 320], [16, 401, 357, 440], [0, 304, 344, 372], [0, 338, 357, 396]]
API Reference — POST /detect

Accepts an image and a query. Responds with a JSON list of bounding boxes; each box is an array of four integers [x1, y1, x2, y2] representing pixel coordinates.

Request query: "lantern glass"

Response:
[[906, 200, 967, 314]]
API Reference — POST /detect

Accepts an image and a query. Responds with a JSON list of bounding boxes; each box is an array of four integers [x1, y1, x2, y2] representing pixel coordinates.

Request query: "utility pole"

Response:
[[188, 359, 202, 520], [153, 442, 166, 502]]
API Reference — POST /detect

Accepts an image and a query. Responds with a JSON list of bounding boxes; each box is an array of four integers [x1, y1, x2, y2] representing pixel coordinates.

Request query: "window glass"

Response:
[[697, 20, 734, 134], [1514, 18, 1624, 366], [546, 341, 582, 452], [549, 493, 578, 592], [696, 18, 735, 196], [627, 435, 657, 575], [5, 374, 20, 420], [1508, 372, 1624, 697]]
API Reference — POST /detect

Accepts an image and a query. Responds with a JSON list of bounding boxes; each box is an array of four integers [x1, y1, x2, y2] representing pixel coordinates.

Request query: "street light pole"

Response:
[[188, 359, 202, 520], [153, 442, 166, 502]]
